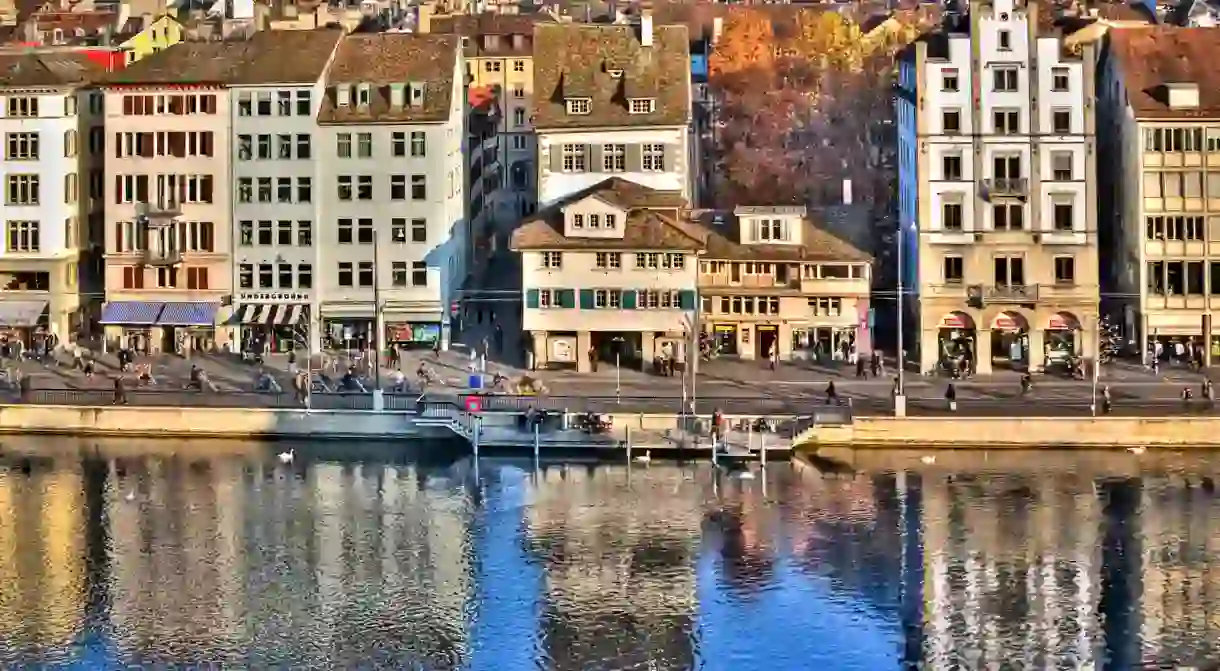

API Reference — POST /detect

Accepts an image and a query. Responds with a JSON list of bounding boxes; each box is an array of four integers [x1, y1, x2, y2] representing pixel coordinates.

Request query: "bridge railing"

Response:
[[9, 388, 422, 411]]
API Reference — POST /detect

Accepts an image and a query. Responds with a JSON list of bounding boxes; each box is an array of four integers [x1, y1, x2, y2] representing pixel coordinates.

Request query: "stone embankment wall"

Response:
[[799, 416, 1220, 448]]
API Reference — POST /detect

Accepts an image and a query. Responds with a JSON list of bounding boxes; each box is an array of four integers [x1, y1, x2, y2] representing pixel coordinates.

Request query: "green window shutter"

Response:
[[621, 290, 637, 310], [526, 289, 539, 309], [559, 289, 576, 308], [579, 289, 595, 309], [679, 290, 696, 310]]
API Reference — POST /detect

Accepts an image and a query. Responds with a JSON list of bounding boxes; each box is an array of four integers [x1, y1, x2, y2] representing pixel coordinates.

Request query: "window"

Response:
[[257, 134, 272, 159], [809, 297, 842, 317], [298, 264, 312, 288], [277, 133, 292, 159], [296, 90, 311, 116], [635, 252, 660, 269], [356, 218, 373, 244], [1053, 199, 1074, 231], [572, 213, 584, 228], [664, 253, 685, 270], [589, 214, 601, 229], [513, 108, 527, 127], [638, 290, 679, 309], [123, 266, 144, 289], [237, 134, 252, 160], [561, 144, 586, 172], [1051, 67, 1070, 92], [942, 201, 963, 230], [257, 177, 272, 203], [296, 134, 311, 159], [338, 262, 353, 287], [642, 143, 665, 172], [337, 133, 351, 158], [566, 98, 591, 115], [993, 255, 1025, 285], [390, 175, 407, 200], [298, 220, 312, 246], [541, 252, 562, 269], [410, 175, 426, 200], [6, 97, 36, 118], [238, 264, 253, 288], [993, 109, 1019, 134], [297, 177, 312, 203], [411, 261, 427, 286], [942, 153, 962, 180], [1144, 127, 1204, 152], [5, 132, 38, 160], [391, 261, 408, 287], [512, 84, 525, 98], [338, 218, 354, 244], [357, 261, 373, 287], [941, 69, 959, 92], [629, 99, 655, 114], [257, 220, 272, 245], [357, 133, 372, 158], [277, 219, 293, 246], [277, 90, 292, 116], [238, 93, 252, 116], [5, 220, 38, 252], [411, 218, 426, 243], [187, 267, 209, 290], [484, 60, 502, 72], [1051, 152, 1073, 180], [942, 109, 961, 134], [64, 173, 77, 203], [411, 131, 426, 157], [337, 175, 353, 200], [391, 132, 406, 157], [992, 203, 1022, 231], [998, 29, 1011, 50], [1146, 215, 1205, 241], [513, 60, 525, 72], [276, 177, 293, 203], [277, 263, 293, 288], [256, 92, 272, 116], [6, 175, 38, 205], [593, 289, 622, 309], [994, 155, 1022, 179], [943, 255, 964, 283], [239, 220, 253, 246], [1051, 108, 1071, 134], [237, 178, 253, 203], [603, 143, 626, 172], [1054, 256, 1075, 284], [993, 67, 1018, 92], [595, 252, 621, 269]]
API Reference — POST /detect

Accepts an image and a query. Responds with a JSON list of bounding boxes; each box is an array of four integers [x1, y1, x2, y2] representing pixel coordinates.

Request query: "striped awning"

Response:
[[235, 304, 306, 326], [0, 300, 48, 327], [156, 302, 219, 327], [100, 301, 164, 325]]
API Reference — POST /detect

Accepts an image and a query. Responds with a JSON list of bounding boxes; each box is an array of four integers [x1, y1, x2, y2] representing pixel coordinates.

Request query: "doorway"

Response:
[[756, 325, 778, 360]]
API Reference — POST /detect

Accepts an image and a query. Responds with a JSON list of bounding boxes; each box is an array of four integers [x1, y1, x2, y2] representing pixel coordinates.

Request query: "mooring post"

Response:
[[473, 415, 481, 461], [626, 425, 632, 462], [533, 421, 540, 466], [711, 433, 718, 467]]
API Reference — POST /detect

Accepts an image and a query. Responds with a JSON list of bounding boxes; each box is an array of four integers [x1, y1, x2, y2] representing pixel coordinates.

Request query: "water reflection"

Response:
[[4, 443, 1220, 668]]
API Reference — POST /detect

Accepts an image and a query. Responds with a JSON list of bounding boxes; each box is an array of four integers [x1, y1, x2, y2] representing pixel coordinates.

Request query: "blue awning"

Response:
[[156, 302, 219, 327], [99, 301, 164, 325]]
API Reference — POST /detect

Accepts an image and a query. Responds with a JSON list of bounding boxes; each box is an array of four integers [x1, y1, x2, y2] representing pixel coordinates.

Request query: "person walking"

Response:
[[1101, 384, 1112, 415], [825, 380, 840, 406], [1205, 379, 1214, 406], [112, 375, 127, 405], [945, 383, 957, 412]]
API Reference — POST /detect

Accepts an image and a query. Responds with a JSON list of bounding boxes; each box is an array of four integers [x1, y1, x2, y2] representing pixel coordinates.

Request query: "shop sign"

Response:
[[239, 292, 310, 302], [549, 336, 575, 362], [939, 313, 971, 329], [1047, 314, 1077, 330], [713, 324, 735, 333]]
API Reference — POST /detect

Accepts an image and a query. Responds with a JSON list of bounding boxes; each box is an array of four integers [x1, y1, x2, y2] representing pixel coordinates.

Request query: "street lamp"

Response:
[[611, 335, 624, 404]]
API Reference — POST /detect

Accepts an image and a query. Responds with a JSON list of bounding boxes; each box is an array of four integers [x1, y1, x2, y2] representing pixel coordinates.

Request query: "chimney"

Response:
[[712, 16, 723, 46], [641, 8, 652, 47], [842, 179, 853, 205], [390, 82, 405, 108]]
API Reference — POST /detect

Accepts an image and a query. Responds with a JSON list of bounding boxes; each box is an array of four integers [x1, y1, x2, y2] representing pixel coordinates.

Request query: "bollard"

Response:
[[562, 408, 569, 431], [473, 415, 481, 461], [711, 433, 718, 467], [533, 421, 540, 465], [626, 425, 632, 463]]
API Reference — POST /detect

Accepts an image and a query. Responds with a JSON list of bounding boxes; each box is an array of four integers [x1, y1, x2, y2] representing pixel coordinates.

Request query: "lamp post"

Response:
[[1091, 316, 1101, 416], [371, 228, 383, 411], [612, 335, 624, 405], [894, 219, 907, 418]]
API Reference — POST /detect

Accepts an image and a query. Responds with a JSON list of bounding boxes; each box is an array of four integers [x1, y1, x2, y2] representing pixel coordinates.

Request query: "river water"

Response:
[[0, 441, 1216, 670]]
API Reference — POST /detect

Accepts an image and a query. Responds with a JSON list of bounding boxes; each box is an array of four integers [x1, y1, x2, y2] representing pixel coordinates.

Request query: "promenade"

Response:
[[1, 344, 1217, 417]]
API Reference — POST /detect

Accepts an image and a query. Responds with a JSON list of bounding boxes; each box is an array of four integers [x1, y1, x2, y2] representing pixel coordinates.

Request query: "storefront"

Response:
[[790, 325, 858, 362], [156, 302, 220, 354], [233, 303, 308, 354], [1044, 312, 1080, 368], [755, 324, 778, 359], [0, 300, 49, 349], [937, 311, 976, 374], [322, 318, 373, 352], [990, 311, 1028, 370], [100, 301, 164, 354], [712, 324, 738, 356], [385, 322, 441, 350]]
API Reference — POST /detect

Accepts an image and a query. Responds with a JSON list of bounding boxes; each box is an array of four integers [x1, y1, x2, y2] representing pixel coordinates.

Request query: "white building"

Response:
[[897, 0, 1100, 375], [531, 14, 692, 207], [0, 52, 104, 345]]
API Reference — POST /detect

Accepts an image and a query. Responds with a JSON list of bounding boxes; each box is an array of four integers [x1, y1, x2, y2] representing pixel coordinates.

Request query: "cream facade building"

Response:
[[510, 178, 700, 372], [695, 206, 872, 361], [0, 52, 104, 345], [1100, 26, 1220, 364], [98, 43, 235, 353], [896, 0, 1100, 375]]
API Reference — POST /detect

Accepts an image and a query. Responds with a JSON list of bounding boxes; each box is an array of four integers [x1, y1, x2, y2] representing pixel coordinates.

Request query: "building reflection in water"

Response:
[[0, 457, 85, 661], [523, 463, 701, 671]]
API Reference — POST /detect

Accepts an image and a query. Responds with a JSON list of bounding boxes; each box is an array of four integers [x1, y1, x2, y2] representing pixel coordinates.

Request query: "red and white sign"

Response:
[[939, 313, 971, 329], [1047, 314, 1078, 330], [993, 314, 1020, 331], [450, 301, 461, 317], [464, 395, 482, 413]]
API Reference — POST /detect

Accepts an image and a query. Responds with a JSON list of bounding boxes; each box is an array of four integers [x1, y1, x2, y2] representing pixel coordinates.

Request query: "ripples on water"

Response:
[[0, 442, 1218, 670]]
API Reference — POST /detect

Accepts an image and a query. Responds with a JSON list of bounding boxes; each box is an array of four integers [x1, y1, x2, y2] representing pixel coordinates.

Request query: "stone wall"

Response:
[[798, 416, 1220, 448]]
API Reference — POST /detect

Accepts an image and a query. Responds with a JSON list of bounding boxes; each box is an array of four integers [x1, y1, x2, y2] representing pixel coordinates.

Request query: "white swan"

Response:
[[278, 449, 295, 464], [921, 455, 936, 465], [738, 470, 756, 480], [1127, 446, 1146, 456], [124, 490, 136, 502], [634, 450, 652, 464]]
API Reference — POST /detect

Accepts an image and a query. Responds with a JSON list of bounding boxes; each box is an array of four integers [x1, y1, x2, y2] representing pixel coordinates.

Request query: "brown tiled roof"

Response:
[[318, 33, 459, 124], [101, 29, 343, 86], [1110, 27, 1220, 119], [431, 13, 553, 56], [511, 177, 702, 251], [1095, 2, 1156, 22], [0, 51, 101, 87], [690, 210, 871, 262], [532, 22, 691, 130]]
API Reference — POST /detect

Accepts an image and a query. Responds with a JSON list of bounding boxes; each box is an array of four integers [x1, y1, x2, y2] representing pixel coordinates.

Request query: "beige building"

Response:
[[1101, 27, 1220, 364], [695, 206, 872, 361], [510, 177, 700, 372], [98, 43, 233, 353]]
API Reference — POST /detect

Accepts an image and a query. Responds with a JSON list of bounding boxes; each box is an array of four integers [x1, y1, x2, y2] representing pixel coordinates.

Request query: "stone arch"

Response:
[[936, 310, 976, 330], [983, 306, 1034, 332], [1048, 311, 1081, 331]]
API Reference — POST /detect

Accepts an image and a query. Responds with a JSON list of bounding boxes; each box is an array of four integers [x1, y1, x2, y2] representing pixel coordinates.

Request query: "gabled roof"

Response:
[[101, 29, 343, 86], [532, 21, 691, 130], [0, 51, 101, 88], [1110, 26, 1220, 119], [689, 209, 872, 263], [318, 33, 459, 124], [510, 177, 701, 251]]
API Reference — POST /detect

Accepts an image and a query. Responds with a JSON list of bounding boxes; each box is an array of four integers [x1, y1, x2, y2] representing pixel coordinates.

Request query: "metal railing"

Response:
[[7, 388, 422, 411], [983, 177, 1029, 197], [984, 283, 1039, 302]]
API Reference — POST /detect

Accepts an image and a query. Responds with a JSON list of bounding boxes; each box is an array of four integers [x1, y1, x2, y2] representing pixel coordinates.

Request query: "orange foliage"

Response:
[[707, 8, 775, 81]]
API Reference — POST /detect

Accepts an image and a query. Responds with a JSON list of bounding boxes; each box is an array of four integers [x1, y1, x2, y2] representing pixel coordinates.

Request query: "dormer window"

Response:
[[390, 83, 405, 108], [607, 68, 623, 78], [357, 83, 371, 107], [753, 218, 790, 242], [573, 213, 584, 228], [409, 82, 425, 107], [566, 98, 591, 115], [336, 84, 351, 107], [629, 98, 655, 114], [1167, 82, 1200, 110]]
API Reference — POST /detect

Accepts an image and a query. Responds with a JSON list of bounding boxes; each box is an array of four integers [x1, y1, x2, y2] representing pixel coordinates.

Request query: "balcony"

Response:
[[136, 199, 181, 221], [142, 248, 181, 266], [982, 283, 1039, 303], [982, 178, 1028, 200]]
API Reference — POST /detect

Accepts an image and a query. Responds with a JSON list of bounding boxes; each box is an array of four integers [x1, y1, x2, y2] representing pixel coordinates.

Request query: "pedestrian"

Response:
[[17, 373, 29, 403], [768, 344, 776, 371], [870, 351, 880, 378], [112, 375, 127, 405], [1101, 384, 1112, 415], [1183, 386, 1194, 406], [1020, 373, 1032, 396], [946, 383, 957, 412], [711, 407, 723, 443], [825, 380, 839, 406], [588, 346, 598, 373], [287, 349, 298, 375], [494, 323, 504, 353], [1205, 379, 1214, 405], [855, 356, 866, 379]]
